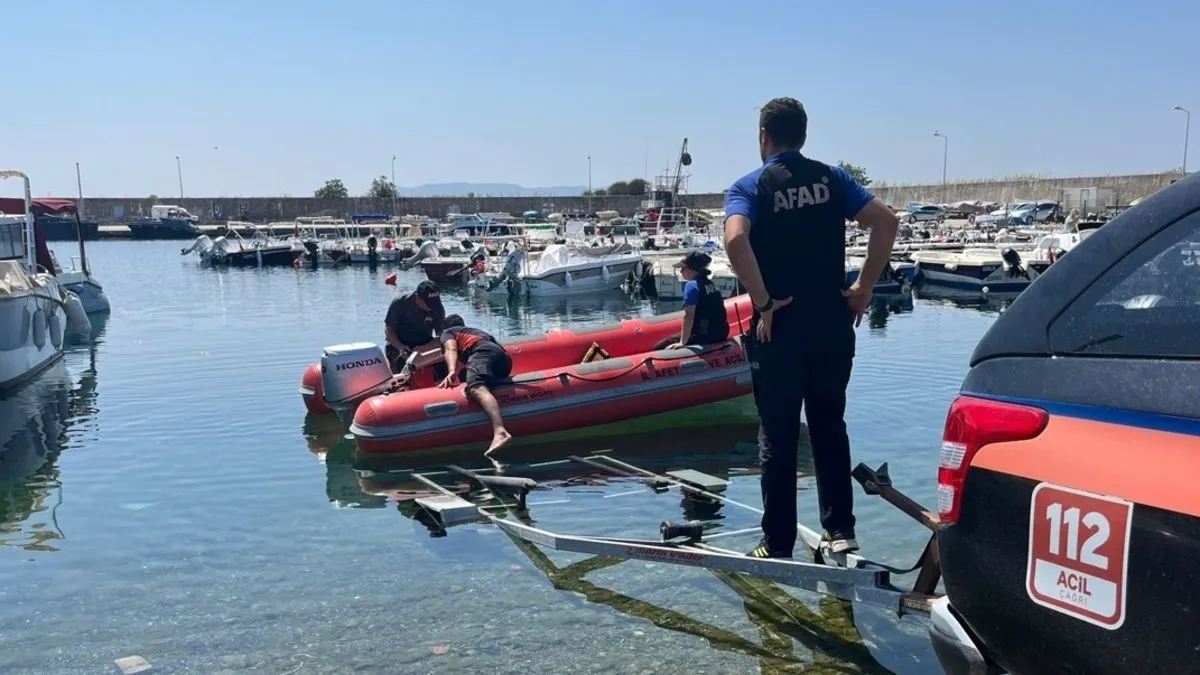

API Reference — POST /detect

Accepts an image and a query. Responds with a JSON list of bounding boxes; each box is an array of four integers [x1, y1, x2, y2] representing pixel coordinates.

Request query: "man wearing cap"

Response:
[[384, 280, 446, 372], [668, 251, 730, 349], [723, 96, 899, 559]]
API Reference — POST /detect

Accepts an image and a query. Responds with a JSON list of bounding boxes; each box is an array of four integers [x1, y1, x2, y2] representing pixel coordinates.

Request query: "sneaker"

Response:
[[746, 540, 792, 559], [823, 532, 859, 554]]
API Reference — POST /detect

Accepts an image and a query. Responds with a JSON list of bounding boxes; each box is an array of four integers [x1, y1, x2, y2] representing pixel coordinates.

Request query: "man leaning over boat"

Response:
[[384, 280, 445, 371]]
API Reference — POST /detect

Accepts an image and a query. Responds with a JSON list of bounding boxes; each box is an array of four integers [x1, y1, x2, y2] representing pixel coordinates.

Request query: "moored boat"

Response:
[[912, 247, 1039, 292], [0, 170, 74, 391]]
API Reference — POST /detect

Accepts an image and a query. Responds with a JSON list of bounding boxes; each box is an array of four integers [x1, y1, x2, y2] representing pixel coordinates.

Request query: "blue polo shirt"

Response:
[[723, 152, 874, 226]]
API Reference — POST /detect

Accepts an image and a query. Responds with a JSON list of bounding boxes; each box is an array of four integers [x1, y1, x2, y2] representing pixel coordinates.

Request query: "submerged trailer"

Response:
[[406, 453, 944, 617]]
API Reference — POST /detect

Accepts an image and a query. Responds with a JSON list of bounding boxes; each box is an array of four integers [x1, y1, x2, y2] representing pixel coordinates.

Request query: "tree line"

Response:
[[313, 176, 397, 201]]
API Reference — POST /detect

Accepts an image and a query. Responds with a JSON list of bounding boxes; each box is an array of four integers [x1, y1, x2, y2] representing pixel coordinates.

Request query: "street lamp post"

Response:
[[1173, 106, 1191, 173], [175, 155, 184, 200], [391, 155, 398, 215], [933, 132, 948, 203], [587, 155, 592, 215]]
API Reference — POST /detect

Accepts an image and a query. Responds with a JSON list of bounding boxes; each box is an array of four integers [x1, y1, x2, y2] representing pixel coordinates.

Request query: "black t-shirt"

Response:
[[440, 326, 498, 359], [385, 292, 445, 349]]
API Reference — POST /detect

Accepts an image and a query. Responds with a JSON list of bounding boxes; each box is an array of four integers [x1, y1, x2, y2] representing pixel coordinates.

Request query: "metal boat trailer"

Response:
[[408, 453, 943, 617]]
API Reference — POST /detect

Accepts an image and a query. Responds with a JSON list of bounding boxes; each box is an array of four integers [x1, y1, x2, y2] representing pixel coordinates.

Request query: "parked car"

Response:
[[929, 173, 1200, 675], [1008, 201, 1063, 225], [906, 205, 946, 224]]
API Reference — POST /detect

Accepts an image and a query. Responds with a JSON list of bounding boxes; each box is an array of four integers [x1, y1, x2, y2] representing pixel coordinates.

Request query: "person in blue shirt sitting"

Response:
[[667, 251, 731, 349]]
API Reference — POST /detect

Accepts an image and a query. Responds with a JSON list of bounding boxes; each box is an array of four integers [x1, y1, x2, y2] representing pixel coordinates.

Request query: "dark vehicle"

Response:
[[929, 173, 1200, 675]]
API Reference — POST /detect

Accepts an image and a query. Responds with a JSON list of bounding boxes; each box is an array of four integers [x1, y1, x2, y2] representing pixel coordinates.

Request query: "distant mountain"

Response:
[[397, 183, 588, 197]]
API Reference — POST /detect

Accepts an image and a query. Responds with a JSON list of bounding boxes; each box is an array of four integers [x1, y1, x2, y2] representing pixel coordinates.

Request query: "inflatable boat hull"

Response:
[[300, 294, 753, 415], [351, 341, 751, 455]]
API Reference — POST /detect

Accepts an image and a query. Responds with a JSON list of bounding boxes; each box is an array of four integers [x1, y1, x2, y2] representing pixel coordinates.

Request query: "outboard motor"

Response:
[[398, 240, 439, 270], [366, 234, 379, 267], [320, 342, 395, 427], [1001, 247, 1026, 278], [303, 240, 321, 268], [488, 249, 527, 292]]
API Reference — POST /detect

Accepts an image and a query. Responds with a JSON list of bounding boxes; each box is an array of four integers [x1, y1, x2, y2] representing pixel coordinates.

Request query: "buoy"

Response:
[[473, 260, 486, 274], [385, 272, 398, 286]]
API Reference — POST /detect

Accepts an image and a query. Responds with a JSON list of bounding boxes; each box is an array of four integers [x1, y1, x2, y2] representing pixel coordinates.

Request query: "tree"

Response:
[[607, 180, 629, 195], [314, 179, 349, 200], [625, 178, 647, 196], [367, 175, 398, 201], [836, 161, 872, 187]]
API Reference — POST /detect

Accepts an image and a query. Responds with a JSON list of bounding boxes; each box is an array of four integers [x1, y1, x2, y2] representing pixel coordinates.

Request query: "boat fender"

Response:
[[944, 262, 958, 272], [473, 260, 486, 274], [64, 292, 91, 335], [564, 271, 573, 288], [601, 265, 610, 282]]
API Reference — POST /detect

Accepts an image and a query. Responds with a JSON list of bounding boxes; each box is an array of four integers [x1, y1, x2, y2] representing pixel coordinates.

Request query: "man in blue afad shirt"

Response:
[[724, 97, 899, 559]]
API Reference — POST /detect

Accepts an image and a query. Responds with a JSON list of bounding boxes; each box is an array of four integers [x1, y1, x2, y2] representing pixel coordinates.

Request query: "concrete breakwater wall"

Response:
[[868, 171, 1180, 209], [72, 172, 1180, 223], [76, 193, 723, 224]]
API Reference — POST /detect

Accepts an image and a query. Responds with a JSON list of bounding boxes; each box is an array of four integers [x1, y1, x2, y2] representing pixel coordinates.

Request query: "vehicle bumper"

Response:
[[929, 596, 1006, 675]]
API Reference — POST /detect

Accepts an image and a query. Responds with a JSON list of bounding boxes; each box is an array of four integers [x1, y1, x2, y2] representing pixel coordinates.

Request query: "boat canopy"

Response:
[[0, 197, 76, 217]]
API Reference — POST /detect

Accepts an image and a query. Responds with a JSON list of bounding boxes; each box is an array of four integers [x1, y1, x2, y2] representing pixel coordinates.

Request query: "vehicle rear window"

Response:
[[1049, 210, 1200, 358]]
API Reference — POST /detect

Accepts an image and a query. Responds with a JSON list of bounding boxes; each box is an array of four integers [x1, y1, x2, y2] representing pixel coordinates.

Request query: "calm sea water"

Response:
[[0, 241, 1002, 674]]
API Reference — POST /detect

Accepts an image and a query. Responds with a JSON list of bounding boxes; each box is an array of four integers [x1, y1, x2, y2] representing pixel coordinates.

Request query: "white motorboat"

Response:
[[471, 243, 643, 297], [913, 247, 1040, 292], [0, 170, 77, 392]]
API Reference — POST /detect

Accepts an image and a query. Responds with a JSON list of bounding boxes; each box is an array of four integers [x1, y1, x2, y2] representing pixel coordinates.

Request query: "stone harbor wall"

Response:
[[72, 172, 1182, 223]]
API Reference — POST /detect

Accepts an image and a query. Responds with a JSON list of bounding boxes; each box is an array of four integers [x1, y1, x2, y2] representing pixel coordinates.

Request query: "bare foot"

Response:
[[484, 429, 513, 457]]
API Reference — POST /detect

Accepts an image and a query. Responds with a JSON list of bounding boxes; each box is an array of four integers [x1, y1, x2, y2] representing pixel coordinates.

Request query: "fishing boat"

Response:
[[0, 170, 83, 392], [470, 243, 643, 297], [300, 294, 754, 417], [912, 247, 1040, 292], [128, 204, 202, 240]]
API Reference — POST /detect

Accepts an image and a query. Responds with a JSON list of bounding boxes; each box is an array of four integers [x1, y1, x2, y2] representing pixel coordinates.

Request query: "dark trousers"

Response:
[[748, 312, 856, 554]]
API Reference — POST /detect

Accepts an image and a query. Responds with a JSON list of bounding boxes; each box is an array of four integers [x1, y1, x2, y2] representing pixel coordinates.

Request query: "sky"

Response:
[[6, 0, 1197, 197]]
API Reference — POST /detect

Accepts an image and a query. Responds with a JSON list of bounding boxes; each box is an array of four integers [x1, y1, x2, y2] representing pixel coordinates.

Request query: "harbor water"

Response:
[[0, 241, 1000, 674]]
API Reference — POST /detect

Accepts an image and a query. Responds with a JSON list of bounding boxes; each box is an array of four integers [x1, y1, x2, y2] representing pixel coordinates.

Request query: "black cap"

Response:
[[416, 280, 443, 311], [679, 251, 712, 271]]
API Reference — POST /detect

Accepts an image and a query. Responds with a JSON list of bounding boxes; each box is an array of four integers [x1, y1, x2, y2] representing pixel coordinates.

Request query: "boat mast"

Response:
[[75, 162, 89, 275]]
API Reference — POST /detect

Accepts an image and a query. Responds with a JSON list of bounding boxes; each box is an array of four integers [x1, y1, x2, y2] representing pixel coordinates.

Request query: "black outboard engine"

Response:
[[1001, 247, 1026, 278], [366, 234, 379, 267], [303, 240, 320, 268]]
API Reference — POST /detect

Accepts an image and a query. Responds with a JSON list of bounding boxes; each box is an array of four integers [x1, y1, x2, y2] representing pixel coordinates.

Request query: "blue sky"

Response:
[[7, 0, 1196, 197]]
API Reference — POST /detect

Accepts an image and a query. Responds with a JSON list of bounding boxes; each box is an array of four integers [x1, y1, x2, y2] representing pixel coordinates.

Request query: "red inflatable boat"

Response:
[[351, 339, 752, 455], [300, 294, 753, 415]]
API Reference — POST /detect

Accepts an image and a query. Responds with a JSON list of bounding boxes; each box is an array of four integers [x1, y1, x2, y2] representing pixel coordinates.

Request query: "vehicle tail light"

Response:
[[937, 395, 1049, 524]]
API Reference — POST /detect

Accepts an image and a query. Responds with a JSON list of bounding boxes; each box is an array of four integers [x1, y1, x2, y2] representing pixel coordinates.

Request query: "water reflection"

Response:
[[348, 422, 925, 673], [0, 315, 106, 551], [866, 293, 915, 330], [914, 284, 1021, 314]]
